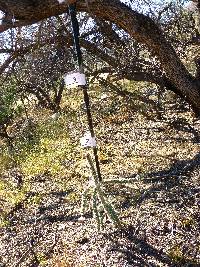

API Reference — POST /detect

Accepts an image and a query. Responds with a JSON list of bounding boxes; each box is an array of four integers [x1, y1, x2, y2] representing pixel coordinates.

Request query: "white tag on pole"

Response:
[[64, 72, 86, 87], [80, 131, 96, 148]]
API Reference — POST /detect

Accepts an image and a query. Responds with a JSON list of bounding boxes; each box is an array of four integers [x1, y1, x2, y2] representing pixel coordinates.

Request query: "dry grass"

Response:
[[0, 89, 200, 266]]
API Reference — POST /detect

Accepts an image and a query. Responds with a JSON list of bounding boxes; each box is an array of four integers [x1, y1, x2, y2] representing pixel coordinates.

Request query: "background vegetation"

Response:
[[0, 0, 199, 266]]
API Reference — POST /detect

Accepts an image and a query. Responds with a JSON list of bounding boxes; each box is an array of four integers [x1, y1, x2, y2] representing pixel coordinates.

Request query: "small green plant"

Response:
[[0, 178, 27, 212], [36, 252, 47, 266], [81, 153, 121, 230], [181, 217, 195, 228], [0, 216, 10, 227], [65, 191, 80, 203], [81, 152, 142, 230], [168, 245, 183, 263], [27, 194, 41, 206], [168, 245, 199, 265]]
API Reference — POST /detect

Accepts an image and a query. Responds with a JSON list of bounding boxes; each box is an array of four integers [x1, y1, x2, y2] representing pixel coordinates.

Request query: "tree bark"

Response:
[[1, 0, 200, 114]]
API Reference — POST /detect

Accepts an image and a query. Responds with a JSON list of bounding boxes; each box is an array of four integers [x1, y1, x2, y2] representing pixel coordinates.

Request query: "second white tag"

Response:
[[80, 131, 96, 148]]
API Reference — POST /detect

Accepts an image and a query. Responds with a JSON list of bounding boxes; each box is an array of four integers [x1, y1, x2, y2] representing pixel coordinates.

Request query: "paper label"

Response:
[[64, 72, 86, 87], [80, 131, 96, 148]]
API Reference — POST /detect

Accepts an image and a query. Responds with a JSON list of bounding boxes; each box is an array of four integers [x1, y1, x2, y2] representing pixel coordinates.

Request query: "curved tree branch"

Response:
[[0, 0, 200, 113]]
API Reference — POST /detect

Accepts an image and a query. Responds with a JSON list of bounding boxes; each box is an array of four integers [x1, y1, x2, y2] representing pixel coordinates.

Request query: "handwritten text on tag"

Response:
[[80, 132, 96, 148], [64, 72, 86, 87]]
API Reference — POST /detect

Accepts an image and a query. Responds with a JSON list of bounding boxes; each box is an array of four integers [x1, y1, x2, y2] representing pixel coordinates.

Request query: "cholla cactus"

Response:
[[81, 153, 121, 230]]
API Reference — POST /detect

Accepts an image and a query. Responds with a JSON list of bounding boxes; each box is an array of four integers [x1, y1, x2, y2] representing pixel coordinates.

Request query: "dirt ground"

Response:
[[0, 96, 200, 267]]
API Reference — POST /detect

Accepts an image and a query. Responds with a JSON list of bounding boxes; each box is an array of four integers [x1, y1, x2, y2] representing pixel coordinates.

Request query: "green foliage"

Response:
[[0, 150, 13, 173], [0, 218, 10, 228], [36, 252, 47, 266], [181, 217, 195, 228], [168, 245, 199, 265], [65, 191, 80, 203], [27, 194, 41, 206], [0, 79, 22, 124], [0, 177, 28, 217], [0, 111, 79, 214], [168, 245, 184, 263], [11, 114, 75, 177]]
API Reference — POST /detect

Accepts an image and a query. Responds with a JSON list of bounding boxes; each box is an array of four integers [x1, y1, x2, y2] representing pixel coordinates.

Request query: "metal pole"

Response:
[[69, 3, 102, 182]]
